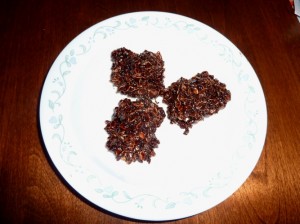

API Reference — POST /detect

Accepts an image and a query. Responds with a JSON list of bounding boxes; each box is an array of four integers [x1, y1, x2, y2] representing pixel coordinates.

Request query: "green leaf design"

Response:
[[62, 71, 71, 77], [165, 202, 176, 209], [48, 100, 55, 110], [112, 191, 119, 197], [52, 133, 62, 143], [95, 188, 103, 193], [122, 191, 132, 200]]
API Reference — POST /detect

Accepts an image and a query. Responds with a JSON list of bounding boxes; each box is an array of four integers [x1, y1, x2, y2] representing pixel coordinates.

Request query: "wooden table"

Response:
[[1, 0, 299, 223]]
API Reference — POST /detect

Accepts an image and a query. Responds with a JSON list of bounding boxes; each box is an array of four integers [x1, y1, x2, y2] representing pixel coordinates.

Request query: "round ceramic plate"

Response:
[[39, 11, 267, 221]]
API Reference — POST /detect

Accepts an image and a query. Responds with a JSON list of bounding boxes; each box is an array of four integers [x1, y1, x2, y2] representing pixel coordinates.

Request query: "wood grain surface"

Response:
[[1, 0, 299, 223]]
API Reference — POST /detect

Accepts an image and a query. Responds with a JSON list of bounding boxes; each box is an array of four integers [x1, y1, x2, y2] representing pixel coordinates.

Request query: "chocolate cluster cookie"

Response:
[[105, 98, 165, 164], [163, 71, 231, 134], [111, 47, 165, 99]]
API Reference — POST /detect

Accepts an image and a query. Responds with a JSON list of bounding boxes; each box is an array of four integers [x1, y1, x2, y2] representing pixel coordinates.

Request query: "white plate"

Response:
[[39, 11, 267, 221]]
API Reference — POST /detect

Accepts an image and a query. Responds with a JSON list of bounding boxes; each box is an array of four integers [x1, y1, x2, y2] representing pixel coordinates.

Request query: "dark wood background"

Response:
[[1, 0, 300, 223]]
